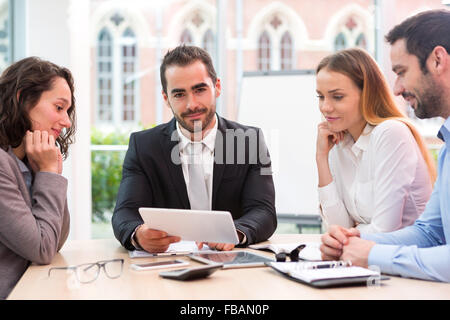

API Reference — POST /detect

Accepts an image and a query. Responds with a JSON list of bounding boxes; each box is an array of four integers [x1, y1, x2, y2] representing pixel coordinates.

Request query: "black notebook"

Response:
[[267, 261, 387, 288]]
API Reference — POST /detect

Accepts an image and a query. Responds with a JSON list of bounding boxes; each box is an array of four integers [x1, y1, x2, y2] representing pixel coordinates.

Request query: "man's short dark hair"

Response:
[[385, 9, 450, 72], [160, 45, 217, 95]]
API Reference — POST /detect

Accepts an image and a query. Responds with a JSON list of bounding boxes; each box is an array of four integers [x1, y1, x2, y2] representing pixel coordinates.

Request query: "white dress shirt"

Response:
[[318, 119, 432, 233], [177, 116, 218, 210]]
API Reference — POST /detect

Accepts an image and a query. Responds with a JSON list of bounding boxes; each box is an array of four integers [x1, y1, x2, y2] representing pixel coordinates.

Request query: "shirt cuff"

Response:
[[367, 244, 400, 276], [130, 225, 143, 250], [318, 180, 339, 208], [236, 229, 247, 245]]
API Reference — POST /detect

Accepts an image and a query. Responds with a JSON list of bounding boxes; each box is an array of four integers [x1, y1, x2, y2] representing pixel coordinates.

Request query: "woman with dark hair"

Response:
[[315, 48, 435, 234], [0, 57, 76, 299]]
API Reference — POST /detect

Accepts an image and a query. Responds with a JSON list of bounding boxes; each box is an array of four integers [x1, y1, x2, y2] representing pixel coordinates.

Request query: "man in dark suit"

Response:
[[112, 45, 276, 253]]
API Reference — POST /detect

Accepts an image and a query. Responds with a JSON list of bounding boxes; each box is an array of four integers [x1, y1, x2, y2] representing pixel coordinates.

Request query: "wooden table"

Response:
[[7, 234, 450, 300]]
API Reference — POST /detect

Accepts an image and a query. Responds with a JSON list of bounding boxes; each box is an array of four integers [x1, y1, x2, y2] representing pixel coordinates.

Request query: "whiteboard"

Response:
[[238, 71, 321, 215]]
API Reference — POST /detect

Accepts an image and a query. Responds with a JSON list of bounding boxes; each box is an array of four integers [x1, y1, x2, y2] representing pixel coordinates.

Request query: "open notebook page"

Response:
[[270, 262, 380, 283]]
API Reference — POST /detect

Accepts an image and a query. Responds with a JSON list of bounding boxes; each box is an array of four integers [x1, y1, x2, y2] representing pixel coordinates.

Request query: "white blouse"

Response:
[[318, 120, 432, 233]]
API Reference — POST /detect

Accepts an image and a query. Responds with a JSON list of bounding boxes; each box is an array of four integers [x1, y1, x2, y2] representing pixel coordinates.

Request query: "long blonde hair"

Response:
[[317, 48, 437, 184]]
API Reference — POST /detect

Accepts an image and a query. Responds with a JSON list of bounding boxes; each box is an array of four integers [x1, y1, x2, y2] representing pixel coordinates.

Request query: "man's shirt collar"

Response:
[[437, 116, 450, 144], [176, 114, 218, 153]]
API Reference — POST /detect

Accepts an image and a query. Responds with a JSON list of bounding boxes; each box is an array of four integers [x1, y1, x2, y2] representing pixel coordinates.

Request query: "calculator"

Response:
[[159, 264, 223, 281]]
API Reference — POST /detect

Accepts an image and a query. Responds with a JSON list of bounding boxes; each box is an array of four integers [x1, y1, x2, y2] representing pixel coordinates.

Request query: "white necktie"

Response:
[[187, 142, 210, 210]]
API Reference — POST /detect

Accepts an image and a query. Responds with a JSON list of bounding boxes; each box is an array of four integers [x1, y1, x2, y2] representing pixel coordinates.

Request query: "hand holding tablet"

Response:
[[196, 242, 236, 251], [138, 208, 240, 253], [134, 224, 182, 253]]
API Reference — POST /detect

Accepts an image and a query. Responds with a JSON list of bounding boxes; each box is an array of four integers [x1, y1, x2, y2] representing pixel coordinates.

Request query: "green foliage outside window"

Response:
[[91, 125, 153, 223], [91, 128, 130, 222], [429, 148, 439, 164]]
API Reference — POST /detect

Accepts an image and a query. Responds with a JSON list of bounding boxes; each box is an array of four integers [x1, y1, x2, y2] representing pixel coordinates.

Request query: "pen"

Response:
[[312, 261, 352, 269], [149, 251, 191, 257]]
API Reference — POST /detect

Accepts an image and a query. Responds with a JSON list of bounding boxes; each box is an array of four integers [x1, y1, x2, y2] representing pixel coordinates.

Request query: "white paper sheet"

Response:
[[129, 240, 214, 258]]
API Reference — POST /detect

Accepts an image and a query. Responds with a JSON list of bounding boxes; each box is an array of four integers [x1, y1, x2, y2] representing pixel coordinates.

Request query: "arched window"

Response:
[[121, 28, 137, 122], [356, 33, 367, 50], [280, 31, 293, 70], [97, 28, 113, 121], [258, 31, 271, 71], [334, 33, 347, 52], [202, 29, 215, 58], [180, 29, 193, 45], [96, 22, 140, 126]]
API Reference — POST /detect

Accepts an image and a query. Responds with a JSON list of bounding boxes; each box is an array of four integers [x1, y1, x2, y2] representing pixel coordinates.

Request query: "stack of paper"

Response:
[[129, 241, 215, 258]]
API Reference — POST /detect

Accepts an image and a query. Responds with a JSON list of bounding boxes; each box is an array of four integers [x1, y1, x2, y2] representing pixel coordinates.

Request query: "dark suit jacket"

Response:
[[112, 115, 277, 250]]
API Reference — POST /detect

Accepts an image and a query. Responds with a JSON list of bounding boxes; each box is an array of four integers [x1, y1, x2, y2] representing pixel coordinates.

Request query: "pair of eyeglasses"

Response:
[[48, 259, 124, 283], [275, 245, 306, 262]]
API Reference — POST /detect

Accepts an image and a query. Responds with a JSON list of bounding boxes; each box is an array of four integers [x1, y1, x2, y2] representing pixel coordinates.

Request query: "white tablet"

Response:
[[138, 208, 240, 245], [189, 251, 273, 269]]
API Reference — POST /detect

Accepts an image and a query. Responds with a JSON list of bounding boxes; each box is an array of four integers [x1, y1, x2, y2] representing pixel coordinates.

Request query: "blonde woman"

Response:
[[315, 48, 435, 233]]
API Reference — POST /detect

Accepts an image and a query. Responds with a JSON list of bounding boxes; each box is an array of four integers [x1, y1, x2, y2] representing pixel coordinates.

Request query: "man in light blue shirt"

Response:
[[320, 9, 450, 282]]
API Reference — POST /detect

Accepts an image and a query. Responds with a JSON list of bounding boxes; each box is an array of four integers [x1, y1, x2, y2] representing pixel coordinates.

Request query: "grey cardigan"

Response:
[[0, 147, 70, 299]]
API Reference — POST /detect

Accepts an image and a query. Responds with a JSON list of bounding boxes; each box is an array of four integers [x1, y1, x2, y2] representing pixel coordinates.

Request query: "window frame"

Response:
[[95, 23, 140, 128], [258, 30, 272, 71]]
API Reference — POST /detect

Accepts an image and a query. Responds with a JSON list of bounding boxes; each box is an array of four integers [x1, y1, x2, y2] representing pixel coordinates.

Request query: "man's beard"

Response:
[[172, 105, 216, 133], [408, 75, 444, 119]]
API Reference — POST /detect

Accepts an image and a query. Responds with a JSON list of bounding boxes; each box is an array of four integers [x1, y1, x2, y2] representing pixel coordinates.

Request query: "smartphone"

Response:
[[130, 259, 189, 271]]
